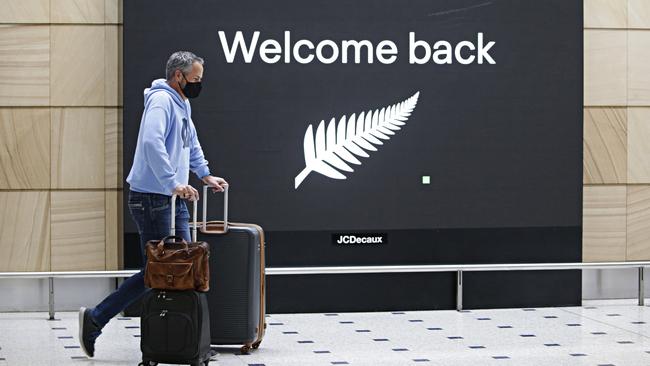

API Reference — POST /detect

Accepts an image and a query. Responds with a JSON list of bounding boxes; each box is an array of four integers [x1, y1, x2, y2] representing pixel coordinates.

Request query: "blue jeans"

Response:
[[91, 190, 190, 328]]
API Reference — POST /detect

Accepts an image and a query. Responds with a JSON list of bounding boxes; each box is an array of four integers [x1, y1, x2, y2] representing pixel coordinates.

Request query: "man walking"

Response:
[[79, 51, 228, 357]]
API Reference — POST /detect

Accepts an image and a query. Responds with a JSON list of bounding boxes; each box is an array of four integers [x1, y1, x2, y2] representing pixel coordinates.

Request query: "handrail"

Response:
[[2, 261, 649, 279], [0, 270, 139, 279], [265, 261, 650, 275], [0, 261, 647, 319]]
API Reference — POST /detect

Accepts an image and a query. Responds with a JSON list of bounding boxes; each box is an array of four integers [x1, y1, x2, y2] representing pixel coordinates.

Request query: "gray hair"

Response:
[[165, 51, 204, 80]]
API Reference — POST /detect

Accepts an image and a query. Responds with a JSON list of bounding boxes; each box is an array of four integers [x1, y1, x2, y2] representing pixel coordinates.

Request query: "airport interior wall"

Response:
[[0, 0, 650, 310]]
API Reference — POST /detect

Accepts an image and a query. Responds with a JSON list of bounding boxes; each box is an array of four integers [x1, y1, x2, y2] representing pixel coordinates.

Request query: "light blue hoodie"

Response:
[[126, 79, 210, 195]]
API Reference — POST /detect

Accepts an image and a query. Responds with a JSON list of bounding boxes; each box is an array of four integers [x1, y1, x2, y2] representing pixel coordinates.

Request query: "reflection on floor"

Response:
[[0, 300, 649, 365]]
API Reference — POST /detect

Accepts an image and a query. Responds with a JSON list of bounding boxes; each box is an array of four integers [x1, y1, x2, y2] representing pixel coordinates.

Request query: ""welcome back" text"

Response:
[[217, 31, 496, 65]]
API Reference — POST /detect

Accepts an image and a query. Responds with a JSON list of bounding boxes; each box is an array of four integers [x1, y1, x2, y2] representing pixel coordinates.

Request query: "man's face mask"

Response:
[[180, 72, 202, 99]]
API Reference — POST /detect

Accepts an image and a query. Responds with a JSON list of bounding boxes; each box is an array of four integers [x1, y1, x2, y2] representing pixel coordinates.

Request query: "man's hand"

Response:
[[202, 175, 229, 193], [174, 184, 199, 201]]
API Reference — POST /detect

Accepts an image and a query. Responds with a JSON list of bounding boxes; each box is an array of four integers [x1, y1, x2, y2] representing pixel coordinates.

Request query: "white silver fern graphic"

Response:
[[294, 91, 420, 189]]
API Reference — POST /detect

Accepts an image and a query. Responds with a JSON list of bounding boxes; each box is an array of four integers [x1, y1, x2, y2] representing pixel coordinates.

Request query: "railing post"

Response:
[[456, 270, 463, 311], [48, 277, 55, 320], [639, 267, 645, 307]]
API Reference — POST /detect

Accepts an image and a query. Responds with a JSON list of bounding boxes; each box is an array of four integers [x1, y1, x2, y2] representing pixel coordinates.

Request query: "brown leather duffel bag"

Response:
[[143, 193, 210, 292], [144, 235, 210, 292]]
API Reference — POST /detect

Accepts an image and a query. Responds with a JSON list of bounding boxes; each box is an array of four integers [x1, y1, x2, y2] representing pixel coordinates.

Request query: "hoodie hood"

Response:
[[143, 78, 186, 108]]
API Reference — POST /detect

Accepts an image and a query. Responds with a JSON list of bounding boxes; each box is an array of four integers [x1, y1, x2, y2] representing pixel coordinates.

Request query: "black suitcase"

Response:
[[140, 290, 212, 366], [139, 196, 211, 366], [198, 185, 266, 354]]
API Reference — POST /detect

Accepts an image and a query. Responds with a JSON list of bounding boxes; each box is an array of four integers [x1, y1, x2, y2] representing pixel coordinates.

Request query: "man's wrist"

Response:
[[195, 165, 211, 180], [168, 181, 182, 195]]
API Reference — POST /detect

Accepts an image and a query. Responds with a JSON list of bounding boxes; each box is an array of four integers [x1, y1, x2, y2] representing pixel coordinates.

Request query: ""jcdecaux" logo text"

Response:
[[332, 234, 388, 245]]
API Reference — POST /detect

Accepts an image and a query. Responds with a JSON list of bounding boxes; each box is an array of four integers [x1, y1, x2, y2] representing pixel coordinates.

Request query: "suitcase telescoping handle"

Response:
[[202, 184, 229, 234], [169, 192, 198, 242]]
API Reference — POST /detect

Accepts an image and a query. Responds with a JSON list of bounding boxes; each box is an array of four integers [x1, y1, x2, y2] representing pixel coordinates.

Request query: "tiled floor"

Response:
[[1, 300, 650, 365]]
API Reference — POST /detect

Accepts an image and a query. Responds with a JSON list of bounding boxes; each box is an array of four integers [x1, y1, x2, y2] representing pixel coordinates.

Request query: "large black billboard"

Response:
[[124, 0, 583, 311]]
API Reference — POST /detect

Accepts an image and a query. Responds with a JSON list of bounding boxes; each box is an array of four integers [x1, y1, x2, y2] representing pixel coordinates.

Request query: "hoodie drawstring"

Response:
[[181, 118, 189, 148]]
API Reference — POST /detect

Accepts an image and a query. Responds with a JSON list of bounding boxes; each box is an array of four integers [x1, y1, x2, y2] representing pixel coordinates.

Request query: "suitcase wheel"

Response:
[[252, 341, 261, 350], [241, 344, 251, 354]]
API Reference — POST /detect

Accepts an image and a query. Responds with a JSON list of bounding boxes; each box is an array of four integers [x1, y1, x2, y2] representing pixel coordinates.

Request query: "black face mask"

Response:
[[181, 72, 202, 99]]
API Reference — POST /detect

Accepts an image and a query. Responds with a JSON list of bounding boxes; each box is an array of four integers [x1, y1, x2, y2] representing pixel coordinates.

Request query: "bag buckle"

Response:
[[166, 274, 173, 284]]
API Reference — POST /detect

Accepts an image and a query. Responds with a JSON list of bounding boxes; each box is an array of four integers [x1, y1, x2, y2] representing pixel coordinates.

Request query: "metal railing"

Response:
[[0, 261, 648, 319]]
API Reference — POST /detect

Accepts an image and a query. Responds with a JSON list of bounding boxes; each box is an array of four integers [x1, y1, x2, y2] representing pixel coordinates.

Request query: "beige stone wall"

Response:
[[0, 0, 122, 271], [0, 1, 648, 271], [584, 0, 650, 261]]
